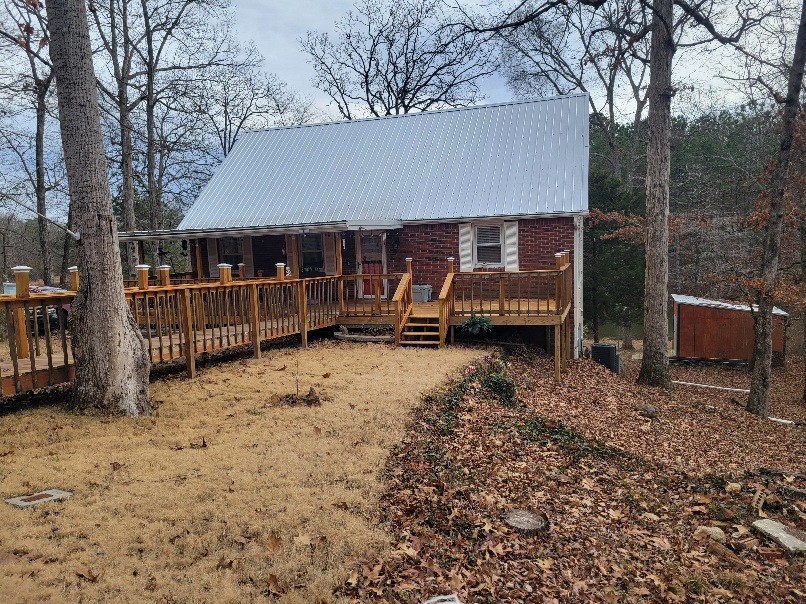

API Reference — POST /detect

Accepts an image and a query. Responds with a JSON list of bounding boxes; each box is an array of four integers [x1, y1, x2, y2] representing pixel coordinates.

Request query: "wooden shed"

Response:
[[672, 294, 788, 365]]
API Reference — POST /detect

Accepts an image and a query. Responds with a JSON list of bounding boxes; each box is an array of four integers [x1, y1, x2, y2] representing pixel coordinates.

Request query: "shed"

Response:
[[672, 294, 788, 365]]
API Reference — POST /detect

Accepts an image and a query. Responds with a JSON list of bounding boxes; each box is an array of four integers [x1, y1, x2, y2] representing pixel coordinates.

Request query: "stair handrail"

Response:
[[392, 272, 412, 345], [437, 271, 455, 345]]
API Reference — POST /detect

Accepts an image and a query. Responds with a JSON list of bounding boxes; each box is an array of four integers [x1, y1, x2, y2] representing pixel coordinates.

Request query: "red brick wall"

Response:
[[387, 223, 460, 291], [518, 217, 575, 271], [387, 217, 576, 291]]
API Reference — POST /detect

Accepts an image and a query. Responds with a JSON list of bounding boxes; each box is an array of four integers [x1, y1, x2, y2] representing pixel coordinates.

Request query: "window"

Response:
[[300, 234, 325, 276], [475, 224, 503, 266], [217, 237, 243, 267]]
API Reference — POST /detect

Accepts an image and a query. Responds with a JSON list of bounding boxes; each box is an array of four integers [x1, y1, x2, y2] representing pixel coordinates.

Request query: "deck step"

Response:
[[402, 330, 440, 336], [400, 340, 440, 346]]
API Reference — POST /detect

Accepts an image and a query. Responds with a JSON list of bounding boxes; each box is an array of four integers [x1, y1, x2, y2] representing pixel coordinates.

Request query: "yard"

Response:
[[0, 341, 804, 603], [0, 342, 478, 603]]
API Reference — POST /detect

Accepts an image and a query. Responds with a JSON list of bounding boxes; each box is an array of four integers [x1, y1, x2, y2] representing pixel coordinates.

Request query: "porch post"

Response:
[[12, 266, 31, 359], [157, 265, 171, 286], [447, 257, 455, 274], [237, 262, 246, 280], [276, 263, 285, 280], [218, 263, 232, 285], [136, 264, 150, 290], [194, 240, 203, 280], [68, 266, 79, 291]]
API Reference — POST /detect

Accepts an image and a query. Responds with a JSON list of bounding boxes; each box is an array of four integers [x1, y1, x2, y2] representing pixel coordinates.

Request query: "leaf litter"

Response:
[[342, 352, 805, 603]]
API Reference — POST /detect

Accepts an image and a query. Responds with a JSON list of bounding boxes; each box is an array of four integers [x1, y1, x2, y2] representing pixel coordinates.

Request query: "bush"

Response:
[[481, 371, 517, 407], [460, 312, 492, 335]]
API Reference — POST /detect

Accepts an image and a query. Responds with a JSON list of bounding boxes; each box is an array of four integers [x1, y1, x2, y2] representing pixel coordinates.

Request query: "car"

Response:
[[3, 282, 72, 332]]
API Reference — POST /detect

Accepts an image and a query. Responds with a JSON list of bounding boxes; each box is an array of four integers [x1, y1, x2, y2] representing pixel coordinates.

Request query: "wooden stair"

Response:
[[399, 315, 441, 346]]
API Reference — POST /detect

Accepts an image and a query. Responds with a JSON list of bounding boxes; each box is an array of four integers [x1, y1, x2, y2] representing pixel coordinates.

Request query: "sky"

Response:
[[231, 0, 514, 119]]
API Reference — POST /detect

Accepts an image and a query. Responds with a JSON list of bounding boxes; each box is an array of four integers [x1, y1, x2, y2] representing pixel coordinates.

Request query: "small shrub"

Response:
[[460, 312, 492, 335], [481, 371, 517, 407]]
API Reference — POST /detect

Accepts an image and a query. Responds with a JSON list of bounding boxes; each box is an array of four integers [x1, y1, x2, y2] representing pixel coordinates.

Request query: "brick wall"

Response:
[[387, 223, 460, 290], [517, 217, 576, 271], [387, 217, 576, 291]]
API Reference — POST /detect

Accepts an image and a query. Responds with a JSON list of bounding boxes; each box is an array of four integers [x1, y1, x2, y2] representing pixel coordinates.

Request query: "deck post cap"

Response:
[[158, 264, 171, 270], [275, 262, 286, 267], [447, 256, 454, 261], [217, 263, 232, 268], [11, 266, 32, 273], [135, 264, 151, 270], [67, 266, 78, 272]]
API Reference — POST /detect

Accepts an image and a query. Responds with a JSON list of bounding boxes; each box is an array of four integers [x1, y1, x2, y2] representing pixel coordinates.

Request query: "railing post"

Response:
[[275, 262, 285, 281], [250, 282, 261, 359], [498, 273, 505, 316], [157, 264, 171, 286], [68, 265, 79, 291], [218, 263, 232, 285], [298, 279, 308, 347], [447, 257, 455, 274], [405, 257, 413, 276], [554, 253, 564, 314], [179, 288, 196, 378], [136, 264, 151, 290], [238, 262, 246, 280], [12, 266, 31, 359]]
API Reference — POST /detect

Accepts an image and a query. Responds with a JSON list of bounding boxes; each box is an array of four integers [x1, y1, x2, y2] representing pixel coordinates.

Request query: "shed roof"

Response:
[[672, 294, 789, 317], [166, 94, 588, 235]]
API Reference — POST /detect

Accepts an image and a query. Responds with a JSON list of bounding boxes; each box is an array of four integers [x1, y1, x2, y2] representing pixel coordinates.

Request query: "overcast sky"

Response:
[[231, 0, 514, 119]]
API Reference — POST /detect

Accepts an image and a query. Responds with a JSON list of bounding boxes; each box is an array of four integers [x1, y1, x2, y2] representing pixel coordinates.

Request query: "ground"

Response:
[[0, 342, 478, 603], [1, 342, 804, 603], [344, 352, 805, 603]]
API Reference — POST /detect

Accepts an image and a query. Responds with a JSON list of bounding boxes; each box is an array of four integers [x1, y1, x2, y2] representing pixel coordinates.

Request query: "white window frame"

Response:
[[473, 222, 505, 268]]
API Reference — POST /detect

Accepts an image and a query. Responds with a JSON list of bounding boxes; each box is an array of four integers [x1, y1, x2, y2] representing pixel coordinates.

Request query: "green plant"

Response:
[[460, 312, 492, 335], [481, 371, 517, 407]]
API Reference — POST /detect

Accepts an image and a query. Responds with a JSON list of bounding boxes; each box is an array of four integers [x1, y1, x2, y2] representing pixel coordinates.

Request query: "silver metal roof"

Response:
[[174, 94, 589, 232], [672, 294, 789, 317]]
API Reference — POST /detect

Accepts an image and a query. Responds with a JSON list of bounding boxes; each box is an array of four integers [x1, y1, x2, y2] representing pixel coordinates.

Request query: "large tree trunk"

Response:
[[47, 0, 151, 416], [119, 93, 139, 275], [637, 0, 673, 387], [747, 0, 806, 416], [35, 84, 53, 286], [58, 201, 73, 287], [801, 221, 805, 403]]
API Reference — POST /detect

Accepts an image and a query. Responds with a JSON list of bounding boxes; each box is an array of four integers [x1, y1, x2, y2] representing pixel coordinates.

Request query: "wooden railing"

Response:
[[0, 270, 407, 396], [449, 268, 571, 317], [392, 273, 414, 345], [337, 273, 405, 317]]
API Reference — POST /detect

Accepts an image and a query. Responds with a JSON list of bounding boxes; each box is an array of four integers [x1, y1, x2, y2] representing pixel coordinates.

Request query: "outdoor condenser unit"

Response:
[[591, 343, 619, 373]]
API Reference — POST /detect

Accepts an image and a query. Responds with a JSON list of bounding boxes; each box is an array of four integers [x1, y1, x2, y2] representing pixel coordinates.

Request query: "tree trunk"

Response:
[[119, 91, 139, 275], [58, 201, 74, 287], [47, 0, 151, 416], [621, 324, 634, 350], [637, 0, 673, 387], [35, 84, 53, 286], [801, 220, 805, 403], [747, 0, 806, 416]]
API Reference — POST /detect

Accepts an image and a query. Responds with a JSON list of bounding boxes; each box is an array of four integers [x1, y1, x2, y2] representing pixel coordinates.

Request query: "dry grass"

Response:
[[0, 341, 478, 603]]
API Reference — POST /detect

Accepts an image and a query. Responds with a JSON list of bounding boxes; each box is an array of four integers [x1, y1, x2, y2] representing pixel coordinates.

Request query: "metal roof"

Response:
[[170, 94, 588, 234], [671, 294, 789, 317]]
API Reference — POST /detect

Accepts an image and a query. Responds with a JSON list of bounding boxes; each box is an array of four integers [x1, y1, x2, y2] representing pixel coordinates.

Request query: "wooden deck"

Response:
[[0, 255, 576, 396]]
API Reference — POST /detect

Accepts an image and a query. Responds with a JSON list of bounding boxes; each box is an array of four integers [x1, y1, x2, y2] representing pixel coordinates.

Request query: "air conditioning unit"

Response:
[[591, 343, 619, 373]]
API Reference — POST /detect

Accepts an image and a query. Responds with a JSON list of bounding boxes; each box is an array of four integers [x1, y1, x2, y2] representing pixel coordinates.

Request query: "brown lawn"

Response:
[[0, 341, 478, 604]]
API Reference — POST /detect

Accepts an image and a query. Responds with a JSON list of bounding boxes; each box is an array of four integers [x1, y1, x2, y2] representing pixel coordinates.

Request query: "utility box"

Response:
[[412, 284, 433, 302], [592, 343, 619, 373]]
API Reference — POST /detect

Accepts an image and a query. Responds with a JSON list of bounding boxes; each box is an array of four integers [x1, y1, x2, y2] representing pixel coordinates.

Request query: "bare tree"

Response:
[[0, 0, 57, 284], [747, 0, 806, 416], [497, 0, 650, 186], [303, 0, 497, 119], [462, 0, 777, 386], [188, 46, 314, 157], [89, 0, 143, 274], [46, 0, 150, 415]]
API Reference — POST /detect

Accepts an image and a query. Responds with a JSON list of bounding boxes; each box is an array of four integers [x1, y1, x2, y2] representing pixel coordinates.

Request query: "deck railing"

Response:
[[392, 261, 414, 345]]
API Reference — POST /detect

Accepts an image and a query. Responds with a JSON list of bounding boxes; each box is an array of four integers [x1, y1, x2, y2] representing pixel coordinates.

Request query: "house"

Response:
[[672, 294, 788, 365], [120, 94, 589, 356]]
